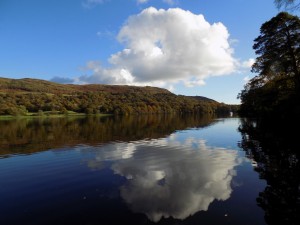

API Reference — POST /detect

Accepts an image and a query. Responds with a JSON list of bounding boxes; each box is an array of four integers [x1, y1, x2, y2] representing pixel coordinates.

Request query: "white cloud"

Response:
[[77, 7, 238, 89], [79, 61, 135, 84], [163, 0, 176, 5], [87, 135, 240, 222], [243, 75, 250, 83], [137, 0, 149, 4], [96, 30, 115, 38], [137, 0, 175, 4], [241, 58, 255, 68]]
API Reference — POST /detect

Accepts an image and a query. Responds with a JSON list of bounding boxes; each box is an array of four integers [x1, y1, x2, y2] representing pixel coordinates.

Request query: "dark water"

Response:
[[0, 115, 298, 225], [238, 118, 300, 225]]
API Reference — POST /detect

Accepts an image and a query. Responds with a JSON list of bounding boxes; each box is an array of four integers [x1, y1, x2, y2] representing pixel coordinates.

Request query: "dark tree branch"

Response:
[[274, 0, 300, 11]]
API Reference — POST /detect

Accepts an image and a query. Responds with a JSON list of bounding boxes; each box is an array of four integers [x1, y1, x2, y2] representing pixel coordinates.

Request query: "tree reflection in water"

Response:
[[238, 118, 300, 225], [0, 114, 217, 156], [0, 115, 268, 225]]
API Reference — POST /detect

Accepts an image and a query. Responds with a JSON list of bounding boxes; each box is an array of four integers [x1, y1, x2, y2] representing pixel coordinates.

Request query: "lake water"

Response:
[[0, 115, 298, 225]]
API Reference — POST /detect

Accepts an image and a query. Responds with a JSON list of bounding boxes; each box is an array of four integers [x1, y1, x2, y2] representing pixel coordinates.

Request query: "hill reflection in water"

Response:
[[0, 115, 267, 225], [0, 114, 217, 156]]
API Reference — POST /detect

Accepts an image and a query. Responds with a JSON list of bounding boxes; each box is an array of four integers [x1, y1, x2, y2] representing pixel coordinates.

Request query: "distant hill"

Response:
[[0, 77, 238, 116], [0, 77, 170, 95], [186, 95, 218, 103]]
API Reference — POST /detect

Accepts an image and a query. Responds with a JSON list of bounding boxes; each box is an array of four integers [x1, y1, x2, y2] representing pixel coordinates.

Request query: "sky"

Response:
[[0, 0, 291, 104]]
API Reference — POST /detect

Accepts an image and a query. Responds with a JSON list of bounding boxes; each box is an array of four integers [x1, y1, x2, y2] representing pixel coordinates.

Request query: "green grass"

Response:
[[0, 115, 15, 120], [0, 111, 112, 120]]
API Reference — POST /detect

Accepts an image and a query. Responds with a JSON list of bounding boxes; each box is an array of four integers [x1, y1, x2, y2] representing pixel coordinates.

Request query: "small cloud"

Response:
[[229, 38, 239, 46], [241, 58, 255, 68], [184, 79, 206, 87], [163, 0, 176, 5], [243, 76, 250, 83], [82, 0, 106, 9], [96, 30, 115, 38], [137, 0, 176, 5], [137, 0, 149, 4]]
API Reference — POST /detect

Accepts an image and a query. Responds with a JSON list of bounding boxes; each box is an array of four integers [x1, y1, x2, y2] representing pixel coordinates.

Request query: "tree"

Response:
[[252, 12, 300, 84], [274, 0, 300, 11], [238, 12, 300, 118]]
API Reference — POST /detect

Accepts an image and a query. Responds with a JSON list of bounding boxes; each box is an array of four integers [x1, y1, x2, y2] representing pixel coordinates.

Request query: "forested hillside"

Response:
[[0, 77, 238, 116]]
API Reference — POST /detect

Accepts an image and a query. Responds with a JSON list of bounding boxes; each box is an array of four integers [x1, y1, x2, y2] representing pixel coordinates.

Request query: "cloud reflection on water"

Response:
[[87, 133, 240, 222]]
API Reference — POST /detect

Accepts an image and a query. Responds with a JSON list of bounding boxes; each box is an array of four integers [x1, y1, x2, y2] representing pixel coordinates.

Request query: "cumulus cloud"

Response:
[[79, 61, 135, 84], [87, 134, 240, 222], [77, 7, 238, 88]]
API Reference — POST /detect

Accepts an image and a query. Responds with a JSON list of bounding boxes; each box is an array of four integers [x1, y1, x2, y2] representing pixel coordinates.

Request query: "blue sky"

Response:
[[0, 0, 289, 104]]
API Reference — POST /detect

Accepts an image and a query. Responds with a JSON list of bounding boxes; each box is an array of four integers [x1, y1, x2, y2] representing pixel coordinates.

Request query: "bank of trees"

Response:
[[238, 12, 300, 119], [0, 82, 236, 116]]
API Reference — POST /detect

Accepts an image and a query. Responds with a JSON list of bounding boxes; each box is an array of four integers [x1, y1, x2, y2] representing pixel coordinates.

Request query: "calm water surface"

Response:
[[0, 115, 297, 225]]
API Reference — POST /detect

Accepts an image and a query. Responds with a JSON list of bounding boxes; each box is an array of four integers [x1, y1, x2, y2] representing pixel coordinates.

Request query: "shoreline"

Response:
[[0, 112, 112, 120]]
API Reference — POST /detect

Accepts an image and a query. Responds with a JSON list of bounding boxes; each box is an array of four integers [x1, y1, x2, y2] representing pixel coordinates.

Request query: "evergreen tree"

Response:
[[238, 12, 300, 118], [252, 12, 300, 84]]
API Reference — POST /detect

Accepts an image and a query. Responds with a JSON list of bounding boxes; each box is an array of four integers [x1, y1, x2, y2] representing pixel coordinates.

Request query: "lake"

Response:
[[0, 115, 298, 225]]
